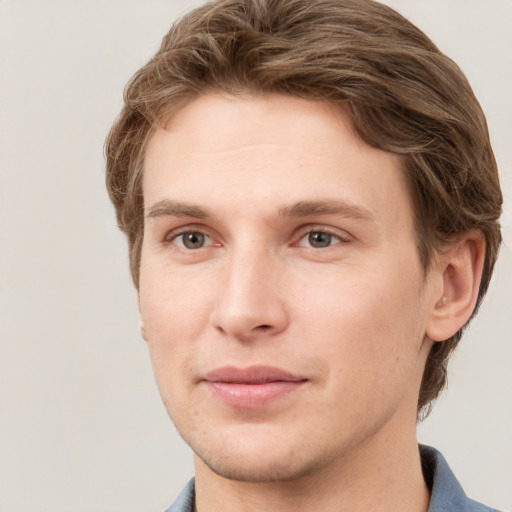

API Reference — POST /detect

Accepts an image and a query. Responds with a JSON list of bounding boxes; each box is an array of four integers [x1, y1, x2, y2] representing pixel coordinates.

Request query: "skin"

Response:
[[138, 93, 484, 512]]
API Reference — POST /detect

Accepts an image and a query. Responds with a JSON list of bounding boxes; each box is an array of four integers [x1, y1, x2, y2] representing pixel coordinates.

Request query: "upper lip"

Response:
[[204, 365, 306, 384]]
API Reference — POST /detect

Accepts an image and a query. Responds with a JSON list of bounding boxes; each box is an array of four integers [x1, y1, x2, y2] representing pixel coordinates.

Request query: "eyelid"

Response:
[[159, 222, 352, 249], [163, 224, 219, 246], [293, 225, 353, 246], [174, 232, 214, 249]]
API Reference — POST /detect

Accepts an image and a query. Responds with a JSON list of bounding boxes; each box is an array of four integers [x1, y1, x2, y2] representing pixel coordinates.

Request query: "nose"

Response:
[[210, 247, 289, 341]]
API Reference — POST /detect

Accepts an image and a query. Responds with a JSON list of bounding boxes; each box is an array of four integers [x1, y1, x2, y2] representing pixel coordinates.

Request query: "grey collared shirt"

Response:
[[164, 446, 500, 512]]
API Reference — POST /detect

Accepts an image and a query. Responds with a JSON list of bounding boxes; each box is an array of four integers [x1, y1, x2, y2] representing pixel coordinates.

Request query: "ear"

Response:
[[426, 231, 486, 342], [137, 294, 148, 342]]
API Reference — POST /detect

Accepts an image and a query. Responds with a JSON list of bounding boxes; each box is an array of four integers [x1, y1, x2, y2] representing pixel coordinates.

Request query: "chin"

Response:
[[186, 425, 333, 483], [198, 449, 324, 483]]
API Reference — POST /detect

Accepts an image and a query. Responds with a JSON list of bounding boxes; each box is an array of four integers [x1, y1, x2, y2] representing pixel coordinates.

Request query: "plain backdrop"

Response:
[[0, 1, 511, 511]]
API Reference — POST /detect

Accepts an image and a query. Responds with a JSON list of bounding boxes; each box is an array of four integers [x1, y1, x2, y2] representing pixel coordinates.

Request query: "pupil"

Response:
[[183, 232, 204, 249], [309, 232, 331, 248]]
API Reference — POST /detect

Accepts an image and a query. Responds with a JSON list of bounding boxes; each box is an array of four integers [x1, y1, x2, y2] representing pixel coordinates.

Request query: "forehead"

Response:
[[143, 93, 411, 227], [148, 93, 390, 166]]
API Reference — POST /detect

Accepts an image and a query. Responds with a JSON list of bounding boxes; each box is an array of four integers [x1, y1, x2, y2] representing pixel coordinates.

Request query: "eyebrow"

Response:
[[145, 198, 374, 222], [146, 200, 211, 220], [278, 200, 374, 221]]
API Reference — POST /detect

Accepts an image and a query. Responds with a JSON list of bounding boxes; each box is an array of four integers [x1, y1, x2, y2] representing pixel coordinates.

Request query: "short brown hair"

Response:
[[105, 0, 502, 416]]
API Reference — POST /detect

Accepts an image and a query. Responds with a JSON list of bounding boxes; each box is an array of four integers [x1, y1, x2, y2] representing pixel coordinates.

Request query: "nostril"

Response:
[[257, 324, 272, 330]]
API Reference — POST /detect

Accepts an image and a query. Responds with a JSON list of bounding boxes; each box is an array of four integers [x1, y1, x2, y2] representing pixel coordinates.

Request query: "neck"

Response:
[[193, 428, 430, 512]]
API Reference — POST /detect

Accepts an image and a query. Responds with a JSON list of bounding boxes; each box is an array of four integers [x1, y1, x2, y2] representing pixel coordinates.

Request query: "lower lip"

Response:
[[205, 381, 306, 408]]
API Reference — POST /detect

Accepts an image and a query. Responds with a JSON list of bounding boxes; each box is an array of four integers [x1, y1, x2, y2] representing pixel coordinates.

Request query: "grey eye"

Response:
[[178, 232, 207, 249], [307, 231, 333, 248]]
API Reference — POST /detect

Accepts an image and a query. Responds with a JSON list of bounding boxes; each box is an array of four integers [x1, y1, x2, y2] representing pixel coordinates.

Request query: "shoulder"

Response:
[[421, 445, 502, 512], [163, 478, 195, 512], [466, 499, 503, 512]]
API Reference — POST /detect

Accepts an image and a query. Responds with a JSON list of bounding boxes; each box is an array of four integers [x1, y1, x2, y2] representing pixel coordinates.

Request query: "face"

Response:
[[139, 93, 438, 483]]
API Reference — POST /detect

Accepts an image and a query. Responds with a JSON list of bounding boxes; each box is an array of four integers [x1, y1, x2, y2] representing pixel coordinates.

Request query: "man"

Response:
[[105, 0, 502, 510]]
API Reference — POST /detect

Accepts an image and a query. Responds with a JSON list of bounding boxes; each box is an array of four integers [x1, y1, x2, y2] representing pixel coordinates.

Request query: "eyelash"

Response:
[[164, 225, 351, 251], [294, 227, 351, 249], [165, 227, 215, 249]]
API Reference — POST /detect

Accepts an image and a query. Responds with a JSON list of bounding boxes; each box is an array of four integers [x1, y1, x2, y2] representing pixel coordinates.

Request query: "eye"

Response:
[[297, 230, 345, 248], [173, 231, 212, 249]]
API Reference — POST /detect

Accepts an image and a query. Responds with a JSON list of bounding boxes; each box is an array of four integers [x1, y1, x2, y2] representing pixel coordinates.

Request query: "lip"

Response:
[[203, 365, 307, 408]]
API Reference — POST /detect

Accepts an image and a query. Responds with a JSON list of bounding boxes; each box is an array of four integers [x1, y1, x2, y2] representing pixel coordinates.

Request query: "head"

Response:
[[105, 0, 501, 422]]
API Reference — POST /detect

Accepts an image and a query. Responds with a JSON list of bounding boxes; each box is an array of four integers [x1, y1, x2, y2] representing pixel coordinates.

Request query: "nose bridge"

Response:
[[212, 241, 288, 339]]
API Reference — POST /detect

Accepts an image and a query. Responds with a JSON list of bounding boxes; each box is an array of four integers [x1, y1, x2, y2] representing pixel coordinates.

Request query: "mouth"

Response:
[[202, 365, 308, 408]]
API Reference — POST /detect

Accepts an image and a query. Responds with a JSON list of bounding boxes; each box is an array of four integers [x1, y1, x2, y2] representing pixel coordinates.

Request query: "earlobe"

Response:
[[426, 231, 485, 342], [137, 295, 148, 342], [139, 320, 147, 341]]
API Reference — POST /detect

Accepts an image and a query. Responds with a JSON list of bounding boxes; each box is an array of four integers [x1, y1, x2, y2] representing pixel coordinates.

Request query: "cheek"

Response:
[[295, 264, 426, 381], [138, 268, 215, 390], [140, 259, 213, 335]]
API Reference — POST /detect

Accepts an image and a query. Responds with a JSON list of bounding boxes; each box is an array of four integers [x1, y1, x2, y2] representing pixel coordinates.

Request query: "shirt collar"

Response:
[[164, 446, 496, 512]]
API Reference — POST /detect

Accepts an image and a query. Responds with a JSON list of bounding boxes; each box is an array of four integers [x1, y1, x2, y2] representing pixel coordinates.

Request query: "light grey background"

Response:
[[0, 1, 510, 511]]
